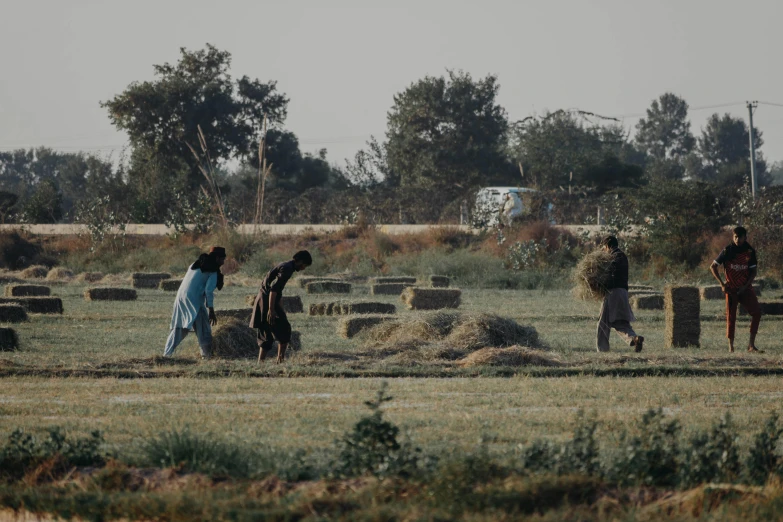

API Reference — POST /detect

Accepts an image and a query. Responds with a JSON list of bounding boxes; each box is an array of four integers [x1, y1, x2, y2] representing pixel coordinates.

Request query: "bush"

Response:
[[679, 414, 740, 487], [745, 412, 783, 485], [0, 428, 105, 481], [520, 412, 599, 476]]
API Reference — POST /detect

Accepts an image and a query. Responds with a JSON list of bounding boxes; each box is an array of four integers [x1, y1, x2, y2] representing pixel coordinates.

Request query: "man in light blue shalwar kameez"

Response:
[[164, 246, 226, 358]]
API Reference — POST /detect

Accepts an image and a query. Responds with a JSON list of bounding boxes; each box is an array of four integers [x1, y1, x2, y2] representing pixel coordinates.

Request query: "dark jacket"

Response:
[[249, 261, 295, 328], [607, 248, 629, 291]]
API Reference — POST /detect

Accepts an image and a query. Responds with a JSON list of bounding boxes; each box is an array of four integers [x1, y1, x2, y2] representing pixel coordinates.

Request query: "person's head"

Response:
[[209, 246, 227, 267], [732, 227, 747, 247], [293, 250, 313, 271], [601, 236, 619, 252]]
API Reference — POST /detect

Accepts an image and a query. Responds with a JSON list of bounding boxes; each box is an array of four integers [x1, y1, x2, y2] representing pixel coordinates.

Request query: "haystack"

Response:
[[76, 272, 104, 283], [305, 281, 351, 294], [664, 285, 700, 348], [400, 287, 461, 310], [211, 319, 257, 359], [0, 274, 22, 285], [159, 279, 182, 291], [0, 327, 18, 351], [371, 283, 413, 296], [572, 249, 614, 301], [761, 303, 783, 315], [457, 347, 560, 368], [46, 267, 74, 281], [309, 303, 327, 316], [4, 284, 51, 297], [365, 311, 461, 345], [628, 284, 655, 291], [631, 294, 664, 310], [131, 272, 172, 289], [338, 315, 395, 339], [84, 288, 137, 301], [20, 265, 48, 279], [247, 295, 306, 313], [0, 304, 28, 323], [369, 276, 417, 285], [700, 285, 724, 300], [296, 277, 342, 289], [220, 308, 252, 323], [628, 290, 661, 298], [445, 313, 541, 351], [429, 275, 450, 288], [0, 297, 63, 314], [340, 302, 395, 315]]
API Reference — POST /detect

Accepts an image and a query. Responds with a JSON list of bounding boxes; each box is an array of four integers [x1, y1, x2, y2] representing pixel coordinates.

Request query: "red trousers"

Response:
[[725, 287, 761, 340]]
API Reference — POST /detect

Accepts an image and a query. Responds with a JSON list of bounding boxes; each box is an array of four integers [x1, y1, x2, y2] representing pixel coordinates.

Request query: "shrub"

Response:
[[680, 413, 741, 487], [745, 412, 783, 485], [0, 428, 105, 481], [520, 412, 599, 476]]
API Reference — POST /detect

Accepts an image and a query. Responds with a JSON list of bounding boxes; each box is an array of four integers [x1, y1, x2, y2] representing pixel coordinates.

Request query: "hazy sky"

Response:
[[2, 0, 782, 168]]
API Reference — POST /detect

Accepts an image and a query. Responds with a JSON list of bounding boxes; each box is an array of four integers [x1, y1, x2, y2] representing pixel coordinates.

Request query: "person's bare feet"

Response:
[[632, 336, 644, 353], [728, 341, 735, 353], [748, 346, 764, 353]]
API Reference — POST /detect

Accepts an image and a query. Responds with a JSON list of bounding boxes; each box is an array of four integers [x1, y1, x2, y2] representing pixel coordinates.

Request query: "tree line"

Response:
[[1, 44, 781, 226]]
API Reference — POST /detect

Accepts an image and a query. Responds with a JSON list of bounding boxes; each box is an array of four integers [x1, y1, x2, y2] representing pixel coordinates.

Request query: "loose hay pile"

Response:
[[132, 272, 172, 289], [572, 249, 615, 301], [4, 284, 51, 297], [76, 272, 105, 283], [400, 287, 461, 310], [457, 347, 561, 368], [20, 265, 48, 279], [429, 275, 450, 288], [338, 315, 395, 339], [84, 288, 138, 301], [369, 276, 417, 285], [631, 294, 664, 310], [0, 297, 63, 314], [0, 304, 28, 323], [160, 279, 182, 291], [211, 319, 257, 358], [295, 277, 342, 289], [309, 301, 395, 316], [0, 327, 18, 351], [46, 267, 74, 281], [305, 281, 352, 294], [371, 283, 413, 296], [665, 285, 700, 348]]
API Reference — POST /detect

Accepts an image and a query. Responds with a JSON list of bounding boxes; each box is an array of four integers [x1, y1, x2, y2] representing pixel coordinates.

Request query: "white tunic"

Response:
[[169, 268, 218, 330]]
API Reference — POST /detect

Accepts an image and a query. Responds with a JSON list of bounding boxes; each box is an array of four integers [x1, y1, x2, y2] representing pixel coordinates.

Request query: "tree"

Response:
[[384, 70, 508, 196], [20, 179, 63, 224], [102, 44, 288, 188], [696, 113, 767, 186], [635, 93, 695, 165]]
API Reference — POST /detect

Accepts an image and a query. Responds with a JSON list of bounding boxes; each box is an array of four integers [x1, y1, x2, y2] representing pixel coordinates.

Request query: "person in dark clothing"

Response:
[[709, 226, 762, 353], [596, 236, 644, 352], [249, 250, 312, 363]]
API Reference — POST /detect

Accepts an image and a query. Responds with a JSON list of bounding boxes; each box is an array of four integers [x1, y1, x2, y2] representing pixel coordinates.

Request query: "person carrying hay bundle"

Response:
[[250, 250, 312, 363], [709, 226, 762, 353], [163, 246, 226, 359], [595, 236, 644, 353]]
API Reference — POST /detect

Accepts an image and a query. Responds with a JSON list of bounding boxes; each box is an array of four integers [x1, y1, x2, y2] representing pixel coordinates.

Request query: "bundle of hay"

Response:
[[0, 327, 18, 351], [305, 281, 351, 294], [572, 249, 615, 301], [444, 313, 541, 352], [400, 287, 461, 310], [219, 308, 251, 323], [631, 294, 664, 310], [76, 272, 105, 283], [159, 279, 182, 291], [0, 297, 63, 314], [665, 285, 700, 348], [4, 284, 51, 297], [20, 265, 48, 279], [84, 288, 137, 301], [628, 284, 655, 291], [371, 283, 413, 296], [0, 304, 28, 323], [429, 275, 450, 288], [280, 296, 304, 313], [295, 277, 342, 289], [338, 315, 395, 339], [131, 272, 171, 289], [700, 285, 724, 300], [340, 302, 396, 315], [46, 267, 74, 281], [211, 319, 257, 359], [369, 276, 417, 285], [457, 347, 561, 368], [309, 303, 328, 316]]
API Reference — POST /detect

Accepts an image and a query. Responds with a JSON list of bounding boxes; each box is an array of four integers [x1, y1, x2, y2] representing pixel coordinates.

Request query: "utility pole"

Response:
[[747, 101, 759, 200]]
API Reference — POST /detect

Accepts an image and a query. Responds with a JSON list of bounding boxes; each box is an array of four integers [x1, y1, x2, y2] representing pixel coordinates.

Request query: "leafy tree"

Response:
[[345, 136, 396, 187], [635, 93, 695, 166], [696, 113, 767, 186], [385, 70, 509, 196], [0, 192, 19, 224], [20, 179, 63, 224], [768, 161, 783, 186]]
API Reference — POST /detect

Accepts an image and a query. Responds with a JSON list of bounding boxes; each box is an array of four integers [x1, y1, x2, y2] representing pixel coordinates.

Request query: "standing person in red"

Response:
[[710, 226, 762, 353]]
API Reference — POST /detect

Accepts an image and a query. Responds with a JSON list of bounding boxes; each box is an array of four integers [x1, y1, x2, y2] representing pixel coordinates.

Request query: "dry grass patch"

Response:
[[0, 304, 27, 323], [46, 267, 74, 281], [665, 285, 701, 348], [305, 281, 351, 294], [0, 297, 63, 314], [84, 288, 138, 302], [400, 287, 461, 310], [0, 327, 18, 351], [457, 346, 562, 367], [20, 265, 48, 279], [572, 249, 614, 301], [4, 284, 51, 297], [132, 272, 172, 289]]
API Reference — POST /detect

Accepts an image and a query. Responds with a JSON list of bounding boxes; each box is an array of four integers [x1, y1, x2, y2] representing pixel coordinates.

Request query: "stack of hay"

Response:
[[665, 285, 700, 348], [0, 297, 63, 314], [46, 267, 74, 282], [245, 295, 304, 314], [309, 302, 395, 316], [160, 279, 182, 291], [338, 315, 396, 338], [4, 284, 51, 297], [0, 328, 18, 351], [0, 304, 28, 323], [370, 283, 414, 296], [304, 281, 351, 294], [132, 272, 171, 289], [429, 275, 450, 288], [84, 288, 138, 301], [400, 287, 461, 310], [20, 266, 49, 279]]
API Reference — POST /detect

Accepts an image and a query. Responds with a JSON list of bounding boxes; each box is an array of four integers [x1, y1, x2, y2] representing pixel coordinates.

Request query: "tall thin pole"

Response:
[[747, 101, 759, 200]]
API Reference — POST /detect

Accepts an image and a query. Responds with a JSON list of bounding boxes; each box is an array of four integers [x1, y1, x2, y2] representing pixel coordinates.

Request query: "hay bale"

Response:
[[281, 296, 304, 314], [295, 277, 342, 289], [131, 272, 172, 289], [761, 303, 783, 315], [76, 272, 105, 283], [0, 297, 63, 314], [20, 265, 48, 279], [445, 313, 541, 351], [429, 275, 450, 288], [572, 250, 614, 301], [665, 285, 700, 348], [46, 267, 74, 281], [700, 285, 725, 300], [369, 276, 417, 285], [632, 294, 664, 310], [212, 319, 257, 359], [340, 302, 396, 315], [220, 308, 251, 323], [0, 327, 18, 351], [4, 284, 51, 297], [457, 347, 560, 368], [370, 283, 413, 296], [159, 279, 182, 291], [305, 281, 352, 294], [400, 287, 461, 310], [309, 303, 327, 316], [84, 288, 137, 301], [628, 290, 661, 298], [628, 284, 655, 291], [338, 315, 395, 339], [0, 304, 28, 323], [0, 274, 22, 285]]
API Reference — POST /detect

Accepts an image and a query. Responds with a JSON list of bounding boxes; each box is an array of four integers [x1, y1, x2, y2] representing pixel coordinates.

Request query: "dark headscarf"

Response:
[[191, 248, 226, 290]]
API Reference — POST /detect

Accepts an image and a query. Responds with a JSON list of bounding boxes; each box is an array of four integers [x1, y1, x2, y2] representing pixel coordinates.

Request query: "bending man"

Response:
[[164, 246, 226, 359], [596, 236, 644, 353]]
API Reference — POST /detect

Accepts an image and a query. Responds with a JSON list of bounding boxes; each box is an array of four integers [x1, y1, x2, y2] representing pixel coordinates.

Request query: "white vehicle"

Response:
[[473, 186, 538, 227]]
